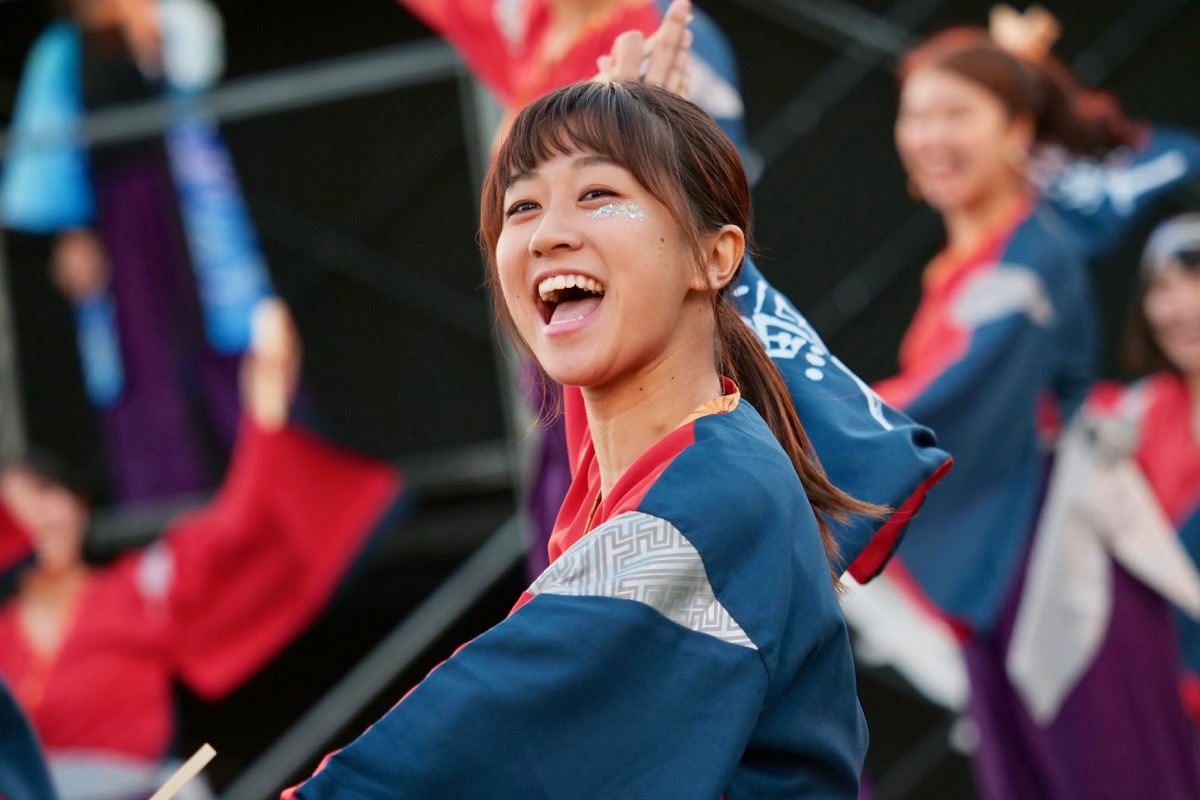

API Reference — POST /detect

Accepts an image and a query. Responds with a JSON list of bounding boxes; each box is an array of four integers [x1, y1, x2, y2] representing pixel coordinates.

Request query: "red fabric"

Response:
[[0, 421, 402, 761], [167, 420, 402, 698], [550, 378, 731, 563], [1182, 672, 1200, 727], [874, 203, 1030, 411], [885, 557, 973, 643], [563, 384, 589, 479], [401, 0, 662, 110], [1128, 374, 1200, 526], [400, 0, 519, 101], [548, 422, 695, 561], [847, 456, 953, 583], [0, 502, 31, 575]]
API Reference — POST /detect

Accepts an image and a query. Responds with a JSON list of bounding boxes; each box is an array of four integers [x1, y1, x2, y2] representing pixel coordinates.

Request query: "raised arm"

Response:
[[1043, 125, 1200, 263], [397, 0, 516, 101], [734, 257, 950, 580], [127, 301, 405, 698]]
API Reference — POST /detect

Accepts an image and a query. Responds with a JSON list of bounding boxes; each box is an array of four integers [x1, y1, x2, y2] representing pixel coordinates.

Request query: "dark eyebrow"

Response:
[[505, 154, 619, 190], [571, 154, 618, 170], [507, 168, 536, 188]]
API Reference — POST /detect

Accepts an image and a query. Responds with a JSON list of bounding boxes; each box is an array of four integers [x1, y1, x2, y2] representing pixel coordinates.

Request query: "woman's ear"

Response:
[[692, 224, 745, 291]]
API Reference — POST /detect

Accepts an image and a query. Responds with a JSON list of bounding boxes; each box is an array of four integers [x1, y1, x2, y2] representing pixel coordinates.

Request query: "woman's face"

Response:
[[495, 149, 705, 390], [895, 66, 1029, 215], [1145, 258, 1200, 379], [0, 468, 88, 575]]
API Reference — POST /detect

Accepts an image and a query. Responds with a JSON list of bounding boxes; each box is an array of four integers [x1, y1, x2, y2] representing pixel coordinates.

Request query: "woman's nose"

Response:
[[529, 206, 583, 257]]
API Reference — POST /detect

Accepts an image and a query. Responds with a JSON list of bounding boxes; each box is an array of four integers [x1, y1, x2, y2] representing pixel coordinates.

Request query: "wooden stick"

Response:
[[148, 743, 217, 800]]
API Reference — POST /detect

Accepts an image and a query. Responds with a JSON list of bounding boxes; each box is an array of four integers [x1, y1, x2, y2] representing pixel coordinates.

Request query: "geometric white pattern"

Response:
[[528, 511, 757, 649]]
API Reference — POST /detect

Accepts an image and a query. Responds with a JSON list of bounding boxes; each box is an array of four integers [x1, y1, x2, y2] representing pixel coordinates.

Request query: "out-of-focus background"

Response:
[[1, 1, 1197, 797]]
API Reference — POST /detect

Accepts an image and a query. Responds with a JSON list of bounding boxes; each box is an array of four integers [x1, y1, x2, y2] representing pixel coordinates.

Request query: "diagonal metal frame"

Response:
[[0, 38, 461, 157], [0, 230, 26, 462], [729, 0, 950, 181]]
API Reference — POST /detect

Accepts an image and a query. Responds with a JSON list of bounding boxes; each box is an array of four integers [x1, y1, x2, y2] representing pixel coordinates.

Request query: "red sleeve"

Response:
[[160, 420, 404, 699], [399, 0, 517, 101], [1086, 381, 1131, 416]]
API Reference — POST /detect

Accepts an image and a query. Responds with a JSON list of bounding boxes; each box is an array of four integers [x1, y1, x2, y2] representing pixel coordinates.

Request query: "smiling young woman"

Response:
[[286, 80, 879, 800]]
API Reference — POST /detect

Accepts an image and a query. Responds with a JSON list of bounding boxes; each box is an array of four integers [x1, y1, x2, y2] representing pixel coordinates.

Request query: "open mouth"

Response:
[[537, 274, 606, 326]]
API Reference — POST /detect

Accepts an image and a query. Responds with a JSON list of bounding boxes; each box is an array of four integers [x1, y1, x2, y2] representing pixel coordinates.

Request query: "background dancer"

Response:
[[0, 299, 404, 800], [874, 14, 1200, 799]]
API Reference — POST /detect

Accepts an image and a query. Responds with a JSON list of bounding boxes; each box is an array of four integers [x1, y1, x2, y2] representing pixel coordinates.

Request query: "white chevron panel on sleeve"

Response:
[[528, 511, 757, 649]]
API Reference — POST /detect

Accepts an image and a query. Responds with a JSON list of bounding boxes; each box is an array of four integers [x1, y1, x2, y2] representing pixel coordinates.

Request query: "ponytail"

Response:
[[900, 28, 1138, 159], [1030, 54, 1137, 156], [713, 296, 885, 589]]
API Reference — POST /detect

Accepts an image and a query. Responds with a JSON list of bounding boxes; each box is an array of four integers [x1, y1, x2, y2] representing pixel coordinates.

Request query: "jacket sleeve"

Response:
[[397, 0, 514, 101], [142, 420, 403, 699], [1043, 125, 1200, 262], [289, 508, 782, 800], [732, 257, 951, 581]]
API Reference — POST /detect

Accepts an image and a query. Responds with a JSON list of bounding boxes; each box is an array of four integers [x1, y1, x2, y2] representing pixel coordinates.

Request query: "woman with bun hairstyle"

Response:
[[0, 301, 406, 800], [874, 11, 1200, 799]]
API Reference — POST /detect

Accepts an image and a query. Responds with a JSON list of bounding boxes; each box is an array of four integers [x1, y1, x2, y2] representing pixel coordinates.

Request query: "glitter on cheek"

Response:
[[588, 202, 646, 222]]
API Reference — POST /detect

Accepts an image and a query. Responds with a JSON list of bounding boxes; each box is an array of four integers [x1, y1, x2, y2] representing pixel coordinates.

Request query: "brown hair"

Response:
[[1122, 213, 1200, 376], [899, 27, 1136, 157], [1122, 292, 1171, 377], [480, 81, 881, 585]]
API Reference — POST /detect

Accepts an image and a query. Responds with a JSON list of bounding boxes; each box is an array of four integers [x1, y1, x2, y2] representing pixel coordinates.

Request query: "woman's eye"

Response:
[[582, 188, 617, 202], [505, 201, 538, 217]]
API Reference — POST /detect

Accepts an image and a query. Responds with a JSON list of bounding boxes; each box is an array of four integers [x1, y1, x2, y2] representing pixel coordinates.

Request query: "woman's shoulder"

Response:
[[638, 402, 818, 554]]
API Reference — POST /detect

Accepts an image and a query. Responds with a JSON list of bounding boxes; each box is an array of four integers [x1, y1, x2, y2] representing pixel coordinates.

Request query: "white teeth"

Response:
[[538, 274, 605, 302]]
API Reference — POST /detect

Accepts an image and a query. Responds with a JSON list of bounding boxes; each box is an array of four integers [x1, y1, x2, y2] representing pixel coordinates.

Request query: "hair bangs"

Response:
[[494, 82, 683, 213]]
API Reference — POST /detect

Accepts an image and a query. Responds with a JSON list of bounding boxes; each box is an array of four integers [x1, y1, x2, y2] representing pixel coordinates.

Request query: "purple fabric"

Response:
[[519, 362, 570, 580], [965, 560, 1200, 800], [93, 158, 241, 504], [525, 414, 570, 580]]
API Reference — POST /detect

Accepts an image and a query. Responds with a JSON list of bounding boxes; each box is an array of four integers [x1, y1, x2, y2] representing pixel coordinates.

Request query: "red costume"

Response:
[[0, 421, 402, 798]]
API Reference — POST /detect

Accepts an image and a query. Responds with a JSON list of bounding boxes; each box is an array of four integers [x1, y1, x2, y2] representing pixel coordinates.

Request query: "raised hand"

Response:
[[242, 297, 301, 431], [595, 0, 693, 98]]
